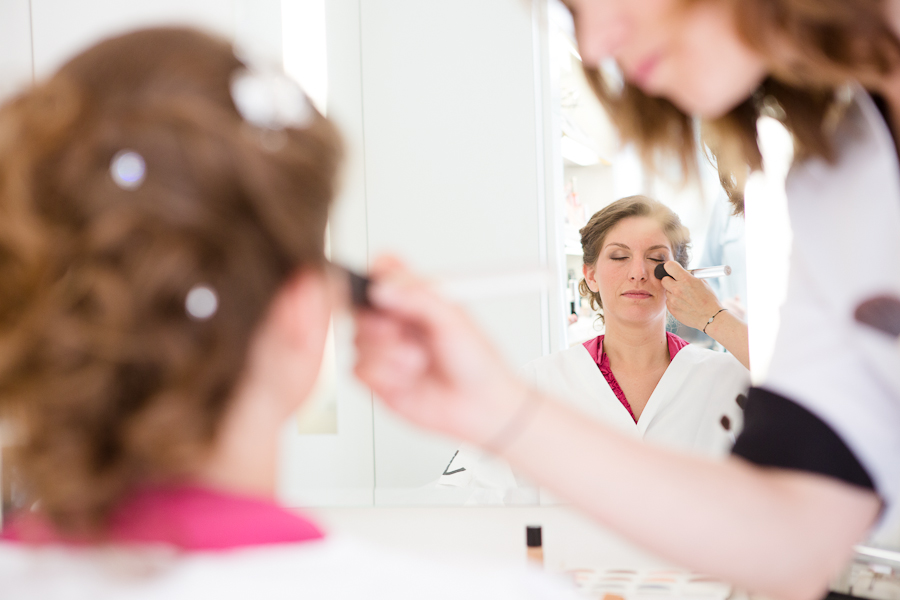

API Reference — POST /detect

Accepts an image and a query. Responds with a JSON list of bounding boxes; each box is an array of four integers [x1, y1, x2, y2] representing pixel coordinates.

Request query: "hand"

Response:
[[353, 256, 529, 447], [658, 261, 723, 331]]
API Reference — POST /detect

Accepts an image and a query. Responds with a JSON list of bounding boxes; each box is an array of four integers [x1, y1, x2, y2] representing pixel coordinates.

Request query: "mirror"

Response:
[[0, 0, 793, 513]]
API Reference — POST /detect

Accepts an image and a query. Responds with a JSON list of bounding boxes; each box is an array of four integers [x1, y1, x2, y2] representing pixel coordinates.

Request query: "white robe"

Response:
[[438, 343, 749, 503], [522, 343, 748, 456], [761, 89, 900, 547]]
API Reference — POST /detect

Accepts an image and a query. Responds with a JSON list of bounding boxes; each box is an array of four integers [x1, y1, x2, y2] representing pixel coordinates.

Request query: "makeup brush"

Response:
[[334, 264, 551, 309], [654, 264, 731, 281]]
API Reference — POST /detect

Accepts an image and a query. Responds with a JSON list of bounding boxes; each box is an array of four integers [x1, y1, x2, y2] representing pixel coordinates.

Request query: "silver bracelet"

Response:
[[485, 387, 542, 455], [703, 308, 728, 334]]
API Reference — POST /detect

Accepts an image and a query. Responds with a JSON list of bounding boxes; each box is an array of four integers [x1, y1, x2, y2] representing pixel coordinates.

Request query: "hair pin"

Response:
[[110, 150, 146, 190], [185, 284, 218, 321], [230, 68, 314, 131]]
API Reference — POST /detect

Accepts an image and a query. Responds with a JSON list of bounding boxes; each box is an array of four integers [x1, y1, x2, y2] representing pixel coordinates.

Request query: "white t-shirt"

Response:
[[762, 89, 900, 543]]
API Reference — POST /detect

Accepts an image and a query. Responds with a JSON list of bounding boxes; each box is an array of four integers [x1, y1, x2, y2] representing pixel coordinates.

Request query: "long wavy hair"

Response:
[[569, 0, 900, 212]]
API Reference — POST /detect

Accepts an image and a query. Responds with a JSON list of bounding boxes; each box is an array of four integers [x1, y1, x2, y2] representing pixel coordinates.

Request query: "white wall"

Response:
[[0, 0, 33, 102]]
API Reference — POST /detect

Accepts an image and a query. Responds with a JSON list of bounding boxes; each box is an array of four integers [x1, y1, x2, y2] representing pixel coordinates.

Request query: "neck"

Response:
[[195, 384, 284, 499], [602, 318, 670, 370]]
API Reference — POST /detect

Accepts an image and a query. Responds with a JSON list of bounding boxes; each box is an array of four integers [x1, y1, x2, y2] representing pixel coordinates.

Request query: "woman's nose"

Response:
[[574, 2, 630, 66], [629, 261, 647, 281]]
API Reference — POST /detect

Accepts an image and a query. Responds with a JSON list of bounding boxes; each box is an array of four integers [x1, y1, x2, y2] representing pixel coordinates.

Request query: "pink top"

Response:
[[1, 485, 324, 551], [583, 332, 689, 423]]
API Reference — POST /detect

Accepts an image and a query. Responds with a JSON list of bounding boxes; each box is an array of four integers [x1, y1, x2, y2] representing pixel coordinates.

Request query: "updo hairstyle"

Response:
[[578, 195, 690, 322], [0, 28, 342, 534]]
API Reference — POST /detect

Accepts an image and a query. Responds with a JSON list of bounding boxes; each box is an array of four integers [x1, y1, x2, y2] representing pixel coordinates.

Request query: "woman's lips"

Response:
[[629, 54, 661, 89], [622, 290, 653, 299]]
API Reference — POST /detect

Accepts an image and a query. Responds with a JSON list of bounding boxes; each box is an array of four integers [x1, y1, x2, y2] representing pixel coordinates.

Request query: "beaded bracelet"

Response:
[[703, 308, 728, 334]]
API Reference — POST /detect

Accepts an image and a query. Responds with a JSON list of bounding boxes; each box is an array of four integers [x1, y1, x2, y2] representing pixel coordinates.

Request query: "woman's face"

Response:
[[584, 216, 673, 327], [567, 0, 768, 118]]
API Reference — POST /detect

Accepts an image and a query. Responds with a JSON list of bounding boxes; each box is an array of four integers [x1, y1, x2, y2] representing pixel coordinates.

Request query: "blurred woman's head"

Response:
[[563, 0, 900, 209], [579, 195, 690, 327], [571, 0, 767, 118], [0, 28, 342, 533]]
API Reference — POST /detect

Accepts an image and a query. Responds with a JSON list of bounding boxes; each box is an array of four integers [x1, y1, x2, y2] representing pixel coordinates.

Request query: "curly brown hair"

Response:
[[569, 0, 900, 212], [0, 28, 342, 535], [578, 195, 690, 322]]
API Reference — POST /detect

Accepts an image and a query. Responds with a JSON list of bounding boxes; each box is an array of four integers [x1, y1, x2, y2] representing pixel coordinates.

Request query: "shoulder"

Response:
[[519, 344, 596, 391], [521, 343, 591, 374], [671, 346, 750, 399], [677, 344, 746, 373], [788, 89, 899, 208]]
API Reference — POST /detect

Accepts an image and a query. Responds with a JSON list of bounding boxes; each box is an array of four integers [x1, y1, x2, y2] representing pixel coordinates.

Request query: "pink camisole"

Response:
[[0, 485, 324, 551], [583, 332, 689, 423]]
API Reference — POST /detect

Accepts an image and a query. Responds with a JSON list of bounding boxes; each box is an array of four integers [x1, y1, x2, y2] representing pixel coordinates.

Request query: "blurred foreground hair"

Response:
[[0, 28, 342, 534]]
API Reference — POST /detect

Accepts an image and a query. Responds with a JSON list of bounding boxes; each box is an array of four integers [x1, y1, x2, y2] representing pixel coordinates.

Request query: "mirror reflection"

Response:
[[0, 0, 789, 515]]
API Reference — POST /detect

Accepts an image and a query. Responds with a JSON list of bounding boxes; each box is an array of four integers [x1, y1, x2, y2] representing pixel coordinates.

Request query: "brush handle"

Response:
[[654, 263, 731, 280], [338, 265, 551, 308], [690, 265, 732, 279]]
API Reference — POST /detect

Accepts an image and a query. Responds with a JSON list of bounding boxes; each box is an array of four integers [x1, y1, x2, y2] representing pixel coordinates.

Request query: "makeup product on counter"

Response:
[[526, 525, 543, 567], [335, 264, 551, 309], [654, 263, 731, 281], [570, 568, 732, 600]]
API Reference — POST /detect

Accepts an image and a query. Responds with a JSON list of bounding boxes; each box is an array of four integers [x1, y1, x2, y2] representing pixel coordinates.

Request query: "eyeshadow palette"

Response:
[[567, 568, 733, 600]]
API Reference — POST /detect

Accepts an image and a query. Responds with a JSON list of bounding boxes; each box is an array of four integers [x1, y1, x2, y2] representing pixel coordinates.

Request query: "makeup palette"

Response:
[[568, 568, 732, 599]]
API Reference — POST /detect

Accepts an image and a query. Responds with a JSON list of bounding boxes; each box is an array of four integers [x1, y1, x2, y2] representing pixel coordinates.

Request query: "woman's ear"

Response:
[[583, 263, 599, 293], [276, 269, 331, 350], [245, 269, 333, 415]]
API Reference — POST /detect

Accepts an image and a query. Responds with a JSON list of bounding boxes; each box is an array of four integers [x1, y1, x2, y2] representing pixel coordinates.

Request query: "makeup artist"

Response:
[[355, 2, 900, 599]]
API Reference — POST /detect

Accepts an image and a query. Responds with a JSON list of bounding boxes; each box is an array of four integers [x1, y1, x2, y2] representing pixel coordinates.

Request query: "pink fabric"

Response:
[[583, 332, 688, 423], [1, 485, 325, 551]]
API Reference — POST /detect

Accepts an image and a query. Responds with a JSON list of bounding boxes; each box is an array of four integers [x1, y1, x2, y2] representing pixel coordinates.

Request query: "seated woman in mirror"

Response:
[[441, 196, 750, 500], [0, 28, 575, 599]]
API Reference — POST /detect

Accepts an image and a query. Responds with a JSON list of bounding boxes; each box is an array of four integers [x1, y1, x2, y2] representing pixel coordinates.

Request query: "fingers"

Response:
[[366, 257, 472, 340], [354, 311, 429, 396], [658, 260, 689, 289], [370, 254, 408, 277]]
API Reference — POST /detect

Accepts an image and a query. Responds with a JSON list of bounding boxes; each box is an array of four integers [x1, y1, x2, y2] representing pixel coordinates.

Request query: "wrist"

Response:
[[477, 382, 544, 456], [702, 308, 728, 335]]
